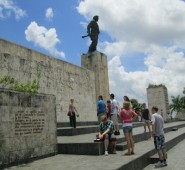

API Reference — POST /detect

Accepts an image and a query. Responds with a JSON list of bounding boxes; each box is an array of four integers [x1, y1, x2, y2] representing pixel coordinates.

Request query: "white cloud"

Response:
[[108, 49, 185, 103], [25, 21, 65, 59], [45, 8, 54, 21], [77, 0, 185, 103], [0, 0, 26, 20]]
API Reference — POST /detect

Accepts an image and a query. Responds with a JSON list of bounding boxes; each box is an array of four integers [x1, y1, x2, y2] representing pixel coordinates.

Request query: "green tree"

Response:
[[170, 95, 183, 113], [130, 99, 142, 114]]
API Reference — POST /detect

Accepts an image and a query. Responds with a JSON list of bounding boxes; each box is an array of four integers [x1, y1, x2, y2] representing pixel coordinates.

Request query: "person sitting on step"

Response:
[[98, 115, 117, 156]]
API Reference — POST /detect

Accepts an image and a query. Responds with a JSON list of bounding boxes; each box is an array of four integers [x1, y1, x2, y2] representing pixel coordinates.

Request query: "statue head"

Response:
[[93, 15, 99, 22]]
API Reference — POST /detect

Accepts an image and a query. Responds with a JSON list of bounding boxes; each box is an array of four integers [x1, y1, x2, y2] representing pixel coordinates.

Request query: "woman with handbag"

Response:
[[68, 99, 78, 128]]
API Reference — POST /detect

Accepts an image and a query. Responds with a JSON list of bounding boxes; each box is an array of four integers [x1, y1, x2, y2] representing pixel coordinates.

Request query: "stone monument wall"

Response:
[[81, 52, 110, 101], [0, 38, 97, 123], [147, 86, 170, 120], [0, 88, 57, 165]]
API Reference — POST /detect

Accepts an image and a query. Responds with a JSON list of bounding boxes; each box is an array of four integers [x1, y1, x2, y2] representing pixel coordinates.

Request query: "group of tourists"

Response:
[[97, 93, 167, 168], [97, 93, 137, 156], [67, 93, 167, 168]]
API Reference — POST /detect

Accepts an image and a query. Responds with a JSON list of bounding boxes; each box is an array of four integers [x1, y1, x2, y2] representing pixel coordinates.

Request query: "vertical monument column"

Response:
[[81, 51, 110, 101]]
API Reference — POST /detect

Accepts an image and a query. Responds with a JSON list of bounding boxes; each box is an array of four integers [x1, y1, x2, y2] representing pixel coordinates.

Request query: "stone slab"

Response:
[[0, 89, 57, 167], [57, 122, 185, 155], [57, 122, 143, 136]]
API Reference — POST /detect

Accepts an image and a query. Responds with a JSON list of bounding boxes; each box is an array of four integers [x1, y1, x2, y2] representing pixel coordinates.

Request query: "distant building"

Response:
[[147, 84, 170, 120]]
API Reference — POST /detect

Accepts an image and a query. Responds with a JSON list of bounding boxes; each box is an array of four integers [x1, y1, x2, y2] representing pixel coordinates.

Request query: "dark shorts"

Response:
[[154, 135, 166, 150], [123, 126, 133, 133]]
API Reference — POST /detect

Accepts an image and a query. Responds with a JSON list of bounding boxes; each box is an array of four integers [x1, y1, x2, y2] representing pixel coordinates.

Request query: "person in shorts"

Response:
[[99, 115, 117, 156], [119, 102, 137, 155], [141, 103, 152, 138], [151, 106, 167, 168], [110, 93, 120, 135]]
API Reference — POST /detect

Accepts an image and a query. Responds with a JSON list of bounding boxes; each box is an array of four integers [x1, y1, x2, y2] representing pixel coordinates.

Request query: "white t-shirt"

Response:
[[111, 99, 119, 115], [151, 112, 164, 136]]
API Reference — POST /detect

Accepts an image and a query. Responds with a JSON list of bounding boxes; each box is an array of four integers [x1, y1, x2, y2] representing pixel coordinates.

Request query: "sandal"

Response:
[[131, 151, 135, 155], [124, 152, 131, 156]]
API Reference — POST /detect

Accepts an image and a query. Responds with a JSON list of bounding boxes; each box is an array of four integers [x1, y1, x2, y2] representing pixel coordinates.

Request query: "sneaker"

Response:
[[155, 161, 165, 168], [114, 131, 120, 135], [113, 149, 117, 154], [163, 161, 168, 166], [105, 151, 108, 156]]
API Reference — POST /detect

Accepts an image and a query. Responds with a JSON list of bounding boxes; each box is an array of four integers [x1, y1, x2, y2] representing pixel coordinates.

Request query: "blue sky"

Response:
[[0, 0, 112, 67], [1, 0, 185, 103], [0, 0, 87, 66]]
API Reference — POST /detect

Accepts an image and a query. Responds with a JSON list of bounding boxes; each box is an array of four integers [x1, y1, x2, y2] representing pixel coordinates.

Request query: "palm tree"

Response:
[[170, 95, 183, 113]]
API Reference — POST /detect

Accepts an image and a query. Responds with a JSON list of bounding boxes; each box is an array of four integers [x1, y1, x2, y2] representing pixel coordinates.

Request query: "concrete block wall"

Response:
[[81, 52, 110, 101], [0, 89, 57, 165], [147, 86, 170, 120], [0, 38, 97, 123]]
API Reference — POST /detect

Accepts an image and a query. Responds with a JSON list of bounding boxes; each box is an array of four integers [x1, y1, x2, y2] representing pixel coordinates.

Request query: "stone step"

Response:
[[5, 123, 185, 170], [144, 139, 185, 170], [57, 121, 185, 155], [57, 117, 128, 128], [116, 122, 185, 151], [57, 121, 99, 128], [115, 126, 185, 170], [57, 122, 143, 136]]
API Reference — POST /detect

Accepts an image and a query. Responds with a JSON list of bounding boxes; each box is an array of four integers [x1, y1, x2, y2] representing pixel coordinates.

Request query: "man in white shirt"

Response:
[[110, 94, 120, 135], [151, 106, 167, 168]]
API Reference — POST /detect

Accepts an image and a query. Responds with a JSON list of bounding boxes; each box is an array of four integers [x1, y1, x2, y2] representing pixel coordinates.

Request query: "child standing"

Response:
[[119, 102, 137, 155]]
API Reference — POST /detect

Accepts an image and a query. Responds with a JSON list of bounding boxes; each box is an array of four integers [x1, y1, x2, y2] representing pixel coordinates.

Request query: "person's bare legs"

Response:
[[146, 121, 152, 138], [104, 134, 109, 151], [129, 133, 135, 154], [115, 124, 119, 131], [143, 121, 146, 132], [157, 149, 164, 161], [124, 133, 131, 154], [162, 148, 167, 159]]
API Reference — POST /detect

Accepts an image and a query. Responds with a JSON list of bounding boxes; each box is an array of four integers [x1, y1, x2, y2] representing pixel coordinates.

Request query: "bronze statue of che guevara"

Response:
[[87, 15, 100, 53]]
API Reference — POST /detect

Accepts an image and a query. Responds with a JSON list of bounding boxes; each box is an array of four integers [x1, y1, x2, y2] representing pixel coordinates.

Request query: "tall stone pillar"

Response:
[[81, 51, 110, 101]]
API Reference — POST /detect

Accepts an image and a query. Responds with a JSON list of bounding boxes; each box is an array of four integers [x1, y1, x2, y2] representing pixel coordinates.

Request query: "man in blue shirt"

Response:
[[97, 95, 106, 122], [99, 115, 117, 156]]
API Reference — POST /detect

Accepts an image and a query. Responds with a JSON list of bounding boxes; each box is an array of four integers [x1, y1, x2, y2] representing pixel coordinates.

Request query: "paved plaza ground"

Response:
[[143, 139, 185, 170], [5, 133, 185, 170], [5, 139, 185, 170]]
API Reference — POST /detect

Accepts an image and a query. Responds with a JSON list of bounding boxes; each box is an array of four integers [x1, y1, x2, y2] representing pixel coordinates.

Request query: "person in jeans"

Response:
[[120, 102, 137, 155], [151, 106, 167, 167], [97, 95, 106, 123], [99, 115, 117, 156], [68, 99, 78, 128], [110, 93, 120, 135]]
